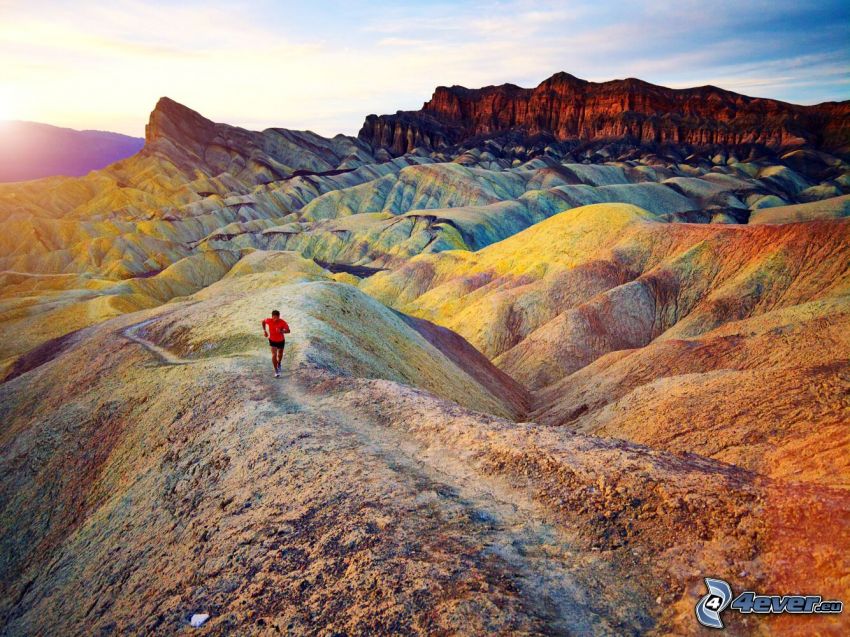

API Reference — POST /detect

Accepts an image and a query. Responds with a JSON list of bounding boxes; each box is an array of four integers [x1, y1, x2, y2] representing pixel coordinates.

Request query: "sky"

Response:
[[1, 0, 848, 137]]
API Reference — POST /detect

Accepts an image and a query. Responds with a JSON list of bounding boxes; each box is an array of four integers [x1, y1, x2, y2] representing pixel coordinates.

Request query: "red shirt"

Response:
[[263, 317, 290, 341]]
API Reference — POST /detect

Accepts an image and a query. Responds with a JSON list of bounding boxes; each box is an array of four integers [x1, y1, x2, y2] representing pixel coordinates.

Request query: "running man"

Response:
[[262, 310, 290, 377]]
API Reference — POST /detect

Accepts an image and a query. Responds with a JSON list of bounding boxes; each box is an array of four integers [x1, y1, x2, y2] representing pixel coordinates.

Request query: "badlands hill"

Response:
[[2, 252, 847, 636], [1, 77, 850, 635], [0, 121, 144, 182], [362, 204, 850, 486]]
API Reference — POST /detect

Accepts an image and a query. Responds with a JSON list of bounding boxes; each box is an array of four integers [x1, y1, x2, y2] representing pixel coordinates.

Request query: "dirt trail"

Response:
[[123, 319, 194, 366], [285, 381, 649, 634], [121, 318, 651, 635]]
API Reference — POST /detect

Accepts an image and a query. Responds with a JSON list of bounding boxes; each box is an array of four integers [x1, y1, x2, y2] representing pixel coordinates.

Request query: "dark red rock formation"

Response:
[[143, 96, 272, 175], [145, 97, 222, 156], [359, 72, 850, 156]]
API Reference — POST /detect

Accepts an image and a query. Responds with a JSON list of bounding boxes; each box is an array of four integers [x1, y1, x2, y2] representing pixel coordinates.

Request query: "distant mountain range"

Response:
[[0, 121, 144, 183]]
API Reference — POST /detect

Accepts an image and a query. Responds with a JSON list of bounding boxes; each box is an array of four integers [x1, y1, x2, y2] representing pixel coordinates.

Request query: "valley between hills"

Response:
[[1, 73, 849, 635]]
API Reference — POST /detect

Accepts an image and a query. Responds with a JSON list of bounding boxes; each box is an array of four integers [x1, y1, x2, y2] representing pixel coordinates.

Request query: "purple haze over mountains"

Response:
[[0, 121, 144, 183]]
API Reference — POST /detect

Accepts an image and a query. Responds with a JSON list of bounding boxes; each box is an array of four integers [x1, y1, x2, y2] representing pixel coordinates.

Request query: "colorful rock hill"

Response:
[[1, 76, 849, 635]]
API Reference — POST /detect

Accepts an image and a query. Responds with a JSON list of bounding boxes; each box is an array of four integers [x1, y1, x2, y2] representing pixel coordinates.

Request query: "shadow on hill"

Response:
[[2, 329, 82, 383]]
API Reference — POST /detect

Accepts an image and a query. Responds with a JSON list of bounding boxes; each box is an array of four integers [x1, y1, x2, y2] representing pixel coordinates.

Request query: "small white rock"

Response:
[[190, 613, 210, 628]]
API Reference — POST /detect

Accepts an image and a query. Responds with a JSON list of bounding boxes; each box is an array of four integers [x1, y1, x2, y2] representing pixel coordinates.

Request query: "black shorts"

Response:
[[268, 339, 285, 349]]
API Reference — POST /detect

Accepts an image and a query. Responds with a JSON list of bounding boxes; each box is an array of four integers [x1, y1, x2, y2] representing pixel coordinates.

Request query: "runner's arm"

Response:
[[261, 319, 268, 337], [282, 320, 290, 334]]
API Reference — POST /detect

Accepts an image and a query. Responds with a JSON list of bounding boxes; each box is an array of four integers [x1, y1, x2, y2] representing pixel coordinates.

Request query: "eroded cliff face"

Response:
[[145, 97, 375, 181], [359, 72, 850, 155]]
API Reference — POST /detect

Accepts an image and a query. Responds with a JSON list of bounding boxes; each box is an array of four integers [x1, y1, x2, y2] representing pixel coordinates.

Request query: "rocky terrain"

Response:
[[1, 75, 849, 635], [363, 205, 850, 487], [359, 72, 850, 156]]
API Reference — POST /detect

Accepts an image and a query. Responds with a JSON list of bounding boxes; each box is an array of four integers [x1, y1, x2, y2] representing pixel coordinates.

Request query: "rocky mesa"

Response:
[[359, 72, 850, 156]]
